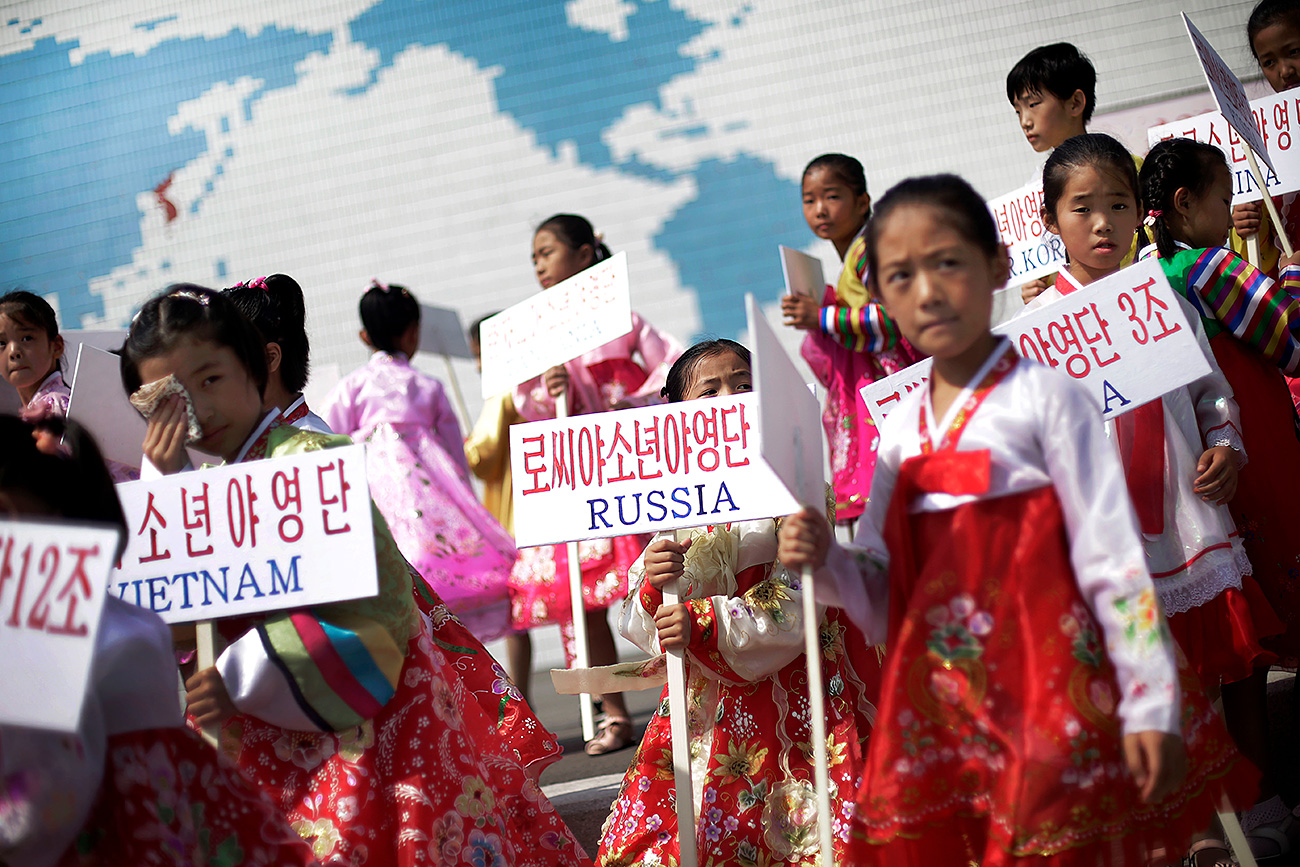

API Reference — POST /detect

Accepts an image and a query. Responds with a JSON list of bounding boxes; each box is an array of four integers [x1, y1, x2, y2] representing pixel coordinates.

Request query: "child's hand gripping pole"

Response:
[[664, 528, 699, 867], [195, 620, 219, 747], [556, 389, 597, 742], [1245, 143, 1295, 258]]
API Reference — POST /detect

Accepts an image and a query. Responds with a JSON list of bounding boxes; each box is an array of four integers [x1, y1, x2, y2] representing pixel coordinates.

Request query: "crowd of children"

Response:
[[7, 2, 1300, 866]]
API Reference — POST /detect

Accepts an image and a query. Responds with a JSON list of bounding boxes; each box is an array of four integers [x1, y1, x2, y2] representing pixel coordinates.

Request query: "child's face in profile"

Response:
[[1254, 19, 1300, 93], [873, 204, 1003, 361], [0, 313, 62, 396], [683, 351, 752, 401], [802, 167, 870, 249], [1012, 88, 1083, 153], [136, 336, 264, 462], [532, 229, 593, 290], [1179, 162, 1233, 250]]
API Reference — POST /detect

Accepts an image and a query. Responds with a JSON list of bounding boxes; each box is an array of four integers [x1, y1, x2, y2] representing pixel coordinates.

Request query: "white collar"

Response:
[[230, 410, 279, 464], [922, 338, 1012, 449]]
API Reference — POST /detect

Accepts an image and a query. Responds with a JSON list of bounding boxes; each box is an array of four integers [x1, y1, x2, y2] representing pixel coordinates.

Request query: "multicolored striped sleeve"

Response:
[[817, 302, 902, 353], [218, 608, 405, 731], [1187, 248, 1300, 375]]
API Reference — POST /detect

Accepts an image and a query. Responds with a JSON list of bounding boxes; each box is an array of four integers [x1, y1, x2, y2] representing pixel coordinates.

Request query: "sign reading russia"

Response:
[[110, 445, 378, 623], [988, 182, 1066, 284], [0, 518, 120, 732], [509, 394, 799, 547], [478, 252, 633, 398], [860, 259, 1211, 427]]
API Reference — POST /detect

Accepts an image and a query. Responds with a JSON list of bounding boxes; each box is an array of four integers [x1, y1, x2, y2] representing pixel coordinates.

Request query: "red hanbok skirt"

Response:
[[851, 474, 1256, 866]]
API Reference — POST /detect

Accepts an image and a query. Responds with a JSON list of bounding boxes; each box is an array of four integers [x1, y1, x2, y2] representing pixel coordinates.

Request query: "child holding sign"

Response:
[[594, 339, 876, 867], [0, 290, 67, 421], [782, 154, 922, 525], [323, 279, 517, 643], [778, 173, 1253, 866], [511, 214, 683, 755], [224, 273, 331, 433], [0, 415, 317, 867], [1141, 136, 1300, 852], [122, 285, 585, 866], [1231, 0, 1300, 277]]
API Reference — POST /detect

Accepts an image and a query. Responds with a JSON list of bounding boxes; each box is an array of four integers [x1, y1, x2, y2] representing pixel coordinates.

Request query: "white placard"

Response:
[[478, 252, 633, 398], [418, 304, 473, 359], [0, 518, 120, 732], [861, 259, 1211, 426], [62, 329, 126, 380], [1182, 12, 1277, 175], [65, 345, 202, 471], [987, 182, 1067, 284], [110, 444, 378, 623], [509, 394, 799, 547], [779, 245, 826, 299], [748, 295, 824, 506], [1148, 90, 1300, 205]]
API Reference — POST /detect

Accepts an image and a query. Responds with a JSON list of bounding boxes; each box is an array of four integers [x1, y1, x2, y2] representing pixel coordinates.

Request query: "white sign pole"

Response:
[[1245, 144, 1295, 257], [556, 389, 597, 742], [802, 562, 833, 864], [195, 620, 219, 746], [1220, 807, 1261, 867], [663, 558, 698, 867], [441, 352, 472, 430], [1247, 235, 1263, 268]]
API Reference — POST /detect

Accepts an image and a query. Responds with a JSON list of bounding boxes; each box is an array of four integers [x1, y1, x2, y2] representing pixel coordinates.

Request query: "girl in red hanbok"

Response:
[[779, 174, 1254, 866], [120, 285, 587, 867], [588, 340, 877, 866]]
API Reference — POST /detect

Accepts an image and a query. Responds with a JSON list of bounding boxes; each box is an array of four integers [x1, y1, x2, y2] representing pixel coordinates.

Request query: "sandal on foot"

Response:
[[585, 716, 634, 755], [1245, 825, 1290, 862], [1182, 838, 1233, 867]]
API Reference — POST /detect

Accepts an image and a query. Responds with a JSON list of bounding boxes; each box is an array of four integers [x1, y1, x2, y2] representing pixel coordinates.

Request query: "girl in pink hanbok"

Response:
[[324, 279, 516, 641], [0, 290, 68, 421], [780, 155, 923, 527], [122, 285, 585, 866], [510, 213, 684, 755]]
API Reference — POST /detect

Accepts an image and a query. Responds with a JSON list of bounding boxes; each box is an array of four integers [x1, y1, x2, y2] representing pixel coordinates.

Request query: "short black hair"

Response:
[[120, 284, 269, 398], [359, 280, 420, 355], [1006, 42, 1097, 125], [866, 174, 1001, 282], [802, 153, 869, 199], [535, 214, 612, 263], [661, 339, 751, 403], [223, 274, 311, 393], [0, 290, 62, 373], [1249, 0, 1300, 58]]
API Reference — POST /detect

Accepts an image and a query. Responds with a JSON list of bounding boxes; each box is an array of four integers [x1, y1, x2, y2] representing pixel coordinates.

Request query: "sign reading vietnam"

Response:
[[0, 519, 120, 732], [110, 445, 378, 624], [509, 394, 799, 547], [861, 259, 1211, 427], [478, 252, 634, 398]]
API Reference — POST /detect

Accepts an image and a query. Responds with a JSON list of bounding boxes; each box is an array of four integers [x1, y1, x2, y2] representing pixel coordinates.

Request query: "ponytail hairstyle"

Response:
[[1248, 0, 1300, 59], [223, 274, 311, 392], [535, 214, 612, 264], [866, 174, 1001, 281], [802, 153, 871, 218], [1041, 133, 1139, 228], [0, 415, 128, 559], [1138, 138, 1229, 259], [120, 284, 269, 397], [0, 290, 62, 372], [660, 338, 751, 403], [359, 279, 421, 355]]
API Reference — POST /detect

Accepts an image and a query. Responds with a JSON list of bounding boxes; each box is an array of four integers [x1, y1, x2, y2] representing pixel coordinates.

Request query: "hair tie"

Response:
[[169, 290, 210, 306], [233, 277, 269, 292], [1143, 209, 1163, 227], [369, 278, 392, 294]]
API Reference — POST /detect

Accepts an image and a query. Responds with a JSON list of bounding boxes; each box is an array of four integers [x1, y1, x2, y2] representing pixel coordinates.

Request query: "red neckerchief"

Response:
[[1052, 271, 1164, 534]]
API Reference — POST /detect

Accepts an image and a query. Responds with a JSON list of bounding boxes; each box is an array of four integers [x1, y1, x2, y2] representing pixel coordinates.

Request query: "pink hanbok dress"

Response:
[[323, 351, 516, 641], [510, 312, 683, 638]]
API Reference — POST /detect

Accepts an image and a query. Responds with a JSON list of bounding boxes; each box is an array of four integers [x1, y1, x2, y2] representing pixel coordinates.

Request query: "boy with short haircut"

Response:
[[1007, 42, 1094, 153]]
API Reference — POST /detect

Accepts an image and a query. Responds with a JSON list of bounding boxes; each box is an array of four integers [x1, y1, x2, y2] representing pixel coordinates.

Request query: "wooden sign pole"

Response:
[[801, 563, 835, 865], [195, 620, 219, 747], [664, 569, 698, 867], [557, 389, 597, 742], [1245, 143, 1294, 257]]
